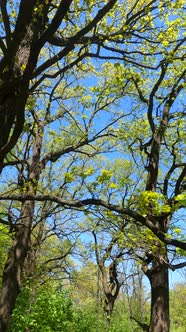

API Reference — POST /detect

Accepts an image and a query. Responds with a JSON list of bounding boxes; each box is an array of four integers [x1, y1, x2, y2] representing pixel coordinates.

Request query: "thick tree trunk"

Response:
[[0, 200, 34, 332], [0, 0, 50, 165], [0, 84, 28, 166], [0, 120, 43, 331], [148, 263, 169, 332]]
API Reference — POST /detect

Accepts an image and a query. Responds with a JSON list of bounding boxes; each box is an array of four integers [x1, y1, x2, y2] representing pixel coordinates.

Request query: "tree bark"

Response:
[[102, 262, 120, 327], [0, 122, 43, 331], [149, 265, 169, 332], [146, 260, 169, 332], [0, 0, 50, 166], [0, 200, 34, 332]]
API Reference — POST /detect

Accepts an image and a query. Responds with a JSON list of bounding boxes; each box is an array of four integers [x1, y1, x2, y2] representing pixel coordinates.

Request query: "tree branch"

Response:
[[170, 261, 186, 271], [38, 0, 73, 47], [130, 316, 149, 331], [0, 0, 11, 47], [33, 0, 118, 77], [0, 194, 185, 250]]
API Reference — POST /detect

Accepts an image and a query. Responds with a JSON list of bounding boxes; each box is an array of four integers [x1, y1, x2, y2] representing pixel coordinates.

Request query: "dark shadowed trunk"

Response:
[[143, 249, 169, 332], [0, 0, 51, 167], [0, 122, 43, 331], [0, 200, 34, 332], [149, 264, 169, 332]]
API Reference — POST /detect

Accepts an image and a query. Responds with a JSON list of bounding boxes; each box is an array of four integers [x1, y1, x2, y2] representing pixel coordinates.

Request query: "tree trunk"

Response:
[[0, 200, 34, 332], [104, 293, 115, 327], [148, 263, 169, 332], [0, 85, 28, 167], [102, 262, 120, 328], [0, 119, 44, 331], [0, 0, 50, 165]]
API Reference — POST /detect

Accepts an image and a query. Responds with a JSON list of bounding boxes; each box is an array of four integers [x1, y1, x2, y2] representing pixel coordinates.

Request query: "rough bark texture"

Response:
[[149, 264, 169, 332], [103, 261, 120, 326], [143, 248, 169, 332], [0, 122, 43, 332], [92, 231, 120, 326], [0, 200, 34, 332], [0, 0, 70, 167]]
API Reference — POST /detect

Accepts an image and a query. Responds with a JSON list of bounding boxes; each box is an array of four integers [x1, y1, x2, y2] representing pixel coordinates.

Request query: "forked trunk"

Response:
[[102, 262, 120, 328], [104, 293, 115, 327], [0, 112, 43, 331]]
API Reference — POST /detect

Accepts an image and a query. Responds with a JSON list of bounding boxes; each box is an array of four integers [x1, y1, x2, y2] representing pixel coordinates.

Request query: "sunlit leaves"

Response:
[[64, 172, 74, 183], [138, 191, 171, 216], [97, 169, 113, 184], [174, 193, 186, 208], [81, 167, 95, 178], [0, 224, 11, 284]]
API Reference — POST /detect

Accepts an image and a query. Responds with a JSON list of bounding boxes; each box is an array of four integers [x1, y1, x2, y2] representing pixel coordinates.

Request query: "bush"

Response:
[[10, 287, 74, 332], [9, 287, 106, 332]]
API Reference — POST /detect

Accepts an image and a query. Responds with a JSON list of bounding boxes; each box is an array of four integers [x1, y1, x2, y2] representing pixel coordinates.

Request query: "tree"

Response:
[[0, 0, 120, 168], [0, 44, 127, 328], [0, 106, 113, 330], [92, 229, 123, 327]]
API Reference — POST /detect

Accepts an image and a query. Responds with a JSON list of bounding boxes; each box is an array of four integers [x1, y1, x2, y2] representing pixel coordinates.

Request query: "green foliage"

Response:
[[10, 287, 105, 332], [0, 224, 11, 286], [9, 282, 186, 332], [1, 0, 186, 331], [10, 283, 114, 332], [10, 288, 73, 332], [174, 193, 186, 208], [10, 285, 145, 332], [97, 169, 113, 184], [170, 283, 186, 332], [109, 303, 136, 332], [138, 191, 171, 216]]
